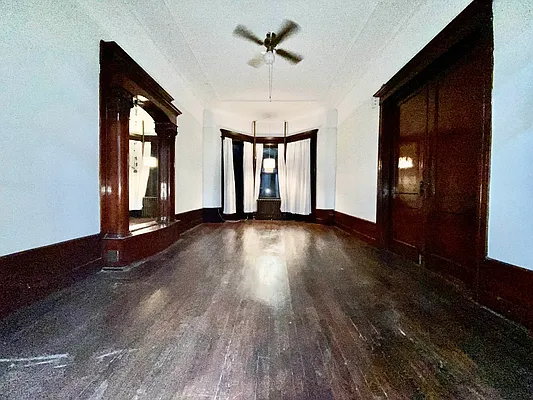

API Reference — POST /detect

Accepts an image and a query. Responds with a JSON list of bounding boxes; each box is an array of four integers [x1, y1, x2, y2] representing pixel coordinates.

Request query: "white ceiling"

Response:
[[120, 0, 430, 119]]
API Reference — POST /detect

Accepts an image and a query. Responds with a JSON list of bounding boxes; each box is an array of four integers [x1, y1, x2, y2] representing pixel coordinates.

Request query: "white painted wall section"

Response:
[[0, 0, 205, 256], [488, 0, 533, 270]]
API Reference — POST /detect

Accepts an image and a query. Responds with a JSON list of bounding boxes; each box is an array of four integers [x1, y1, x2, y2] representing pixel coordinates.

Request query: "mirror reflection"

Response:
[[129, 96, 159, 231]]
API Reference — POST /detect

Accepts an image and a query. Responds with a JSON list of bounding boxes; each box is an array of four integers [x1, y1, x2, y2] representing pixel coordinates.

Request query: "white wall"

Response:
[[0, 0, 102, 256], [0, 0, 205, 256], [336, 100, 379, 221], [488, 0, 533, 270], [175, 112, 203, 214]]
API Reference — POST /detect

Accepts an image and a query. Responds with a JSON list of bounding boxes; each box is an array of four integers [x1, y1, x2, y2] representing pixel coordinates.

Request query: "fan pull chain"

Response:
[[268, 63, 273, 102]]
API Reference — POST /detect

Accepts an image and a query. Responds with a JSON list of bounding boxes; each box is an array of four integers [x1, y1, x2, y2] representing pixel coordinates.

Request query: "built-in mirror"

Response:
[[129, 97, 159, 231]]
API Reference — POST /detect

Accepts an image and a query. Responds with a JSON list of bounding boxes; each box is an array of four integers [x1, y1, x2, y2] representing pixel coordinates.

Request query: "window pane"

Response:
[[259, 145, 280, 198]]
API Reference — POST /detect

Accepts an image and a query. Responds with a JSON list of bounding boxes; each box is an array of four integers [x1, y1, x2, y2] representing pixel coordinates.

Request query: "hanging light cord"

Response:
[[268, 63, 273, 102]]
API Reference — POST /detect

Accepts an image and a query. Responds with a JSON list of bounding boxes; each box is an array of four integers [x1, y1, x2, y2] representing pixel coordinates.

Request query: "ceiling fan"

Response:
[[233, 20, 303, 68]]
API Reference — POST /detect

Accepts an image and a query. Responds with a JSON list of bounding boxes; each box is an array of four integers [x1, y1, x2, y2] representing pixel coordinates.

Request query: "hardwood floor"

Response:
[[1, 222, 532, 399]]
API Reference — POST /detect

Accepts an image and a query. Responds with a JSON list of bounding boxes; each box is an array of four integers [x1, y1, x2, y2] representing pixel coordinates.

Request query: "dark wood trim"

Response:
[[175, 209, 203, 233], [334, 211, 377, 246], [0, 235, 103, 318], [203, 208, 224, 223], [374, 0, 492, 102], [479, 258, 533, 328], [103, 223, 180, 267], [375, 0, 493, 287], [100, 41, 181, 122], [220, 129, 318, 144], [316, 209, 335, 225], [100, 41, 182, 266]]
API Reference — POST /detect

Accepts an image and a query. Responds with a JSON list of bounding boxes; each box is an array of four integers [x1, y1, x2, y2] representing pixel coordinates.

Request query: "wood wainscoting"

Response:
[[175, 209, 203, 233], [334, 211, 377, 246], [315, 209, 335, 225], [479, 259, 533, 328], [0, 235, 103, 318]]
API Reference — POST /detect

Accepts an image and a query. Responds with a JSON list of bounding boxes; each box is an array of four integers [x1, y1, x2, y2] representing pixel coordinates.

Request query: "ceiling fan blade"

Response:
[[276, 48, 303, 64], [247, 53, 265, 68], [233, 25, 264, 46], [272, 20, 300, 46]]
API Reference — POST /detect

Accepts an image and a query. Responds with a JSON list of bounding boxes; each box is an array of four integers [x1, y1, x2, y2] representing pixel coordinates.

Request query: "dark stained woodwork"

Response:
[[220, 128, 318, 144], [315, 209, 335, 225], [175, 208, 203, 233], [102, 222, 181, 267], [423, 37, 491, 287], [101, 87, 133, 238], [375, 0, 493, 288], [221, 129, 318, 221], [480, 258, 533, 328], [0, 235, 102, 318], [155, 122, 178, 224], [2, 222, 533, 399], [100, 41, 181, 123], [334, 211, 377, 246], [100, 41, 181, 266], [390, 87, 428, 262], [374, 0, 492, 102]]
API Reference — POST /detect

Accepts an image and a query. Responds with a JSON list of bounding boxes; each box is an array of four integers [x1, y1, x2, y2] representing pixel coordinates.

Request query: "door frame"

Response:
[[374, 0, 493, 287]]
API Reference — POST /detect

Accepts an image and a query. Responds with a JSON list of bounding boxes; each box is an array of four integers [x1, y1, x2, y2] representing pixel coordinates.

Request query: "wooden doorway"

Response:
[[375, 0, 493, 286]]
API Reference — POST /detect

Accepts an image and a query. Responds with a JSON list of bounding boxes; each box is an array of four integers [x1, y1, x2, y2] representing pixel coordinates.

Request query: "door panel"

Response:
[[391, 88, 427, 261], [425, 44, 487, 283]]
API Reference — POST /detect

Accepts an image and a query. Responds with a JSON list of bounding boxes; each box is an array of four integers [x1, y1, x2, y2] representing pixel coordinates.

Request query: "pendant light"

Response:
[[263, 145, 275, 173]]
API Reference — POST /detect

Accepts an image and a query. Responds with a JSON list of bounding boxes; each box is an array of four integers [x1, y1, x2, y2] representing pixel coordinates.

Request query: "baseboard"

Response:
[[0, 234, 103, 318], [175, 208, 203, 233], [479, 258, 533, 328], [316, 209, 335, 225], [334, 211, 377, 245], [203, 208, 224, 223]]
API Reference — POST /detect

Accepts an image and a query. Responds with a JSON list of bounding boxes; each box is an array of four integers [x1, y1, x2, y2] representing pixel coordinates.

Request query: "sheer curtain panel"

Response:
[[278, 143, 289, 212], [285, 139, 311, 215], [223, 138, 236, 214], [243, 142, 256, 212], [253, 143, 264, 205]]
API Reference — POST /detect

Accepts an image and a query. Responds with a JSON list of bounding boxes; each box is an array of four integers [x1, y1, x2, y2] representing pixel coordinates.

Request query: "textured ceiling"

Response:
[[120, 0, 430, 118]]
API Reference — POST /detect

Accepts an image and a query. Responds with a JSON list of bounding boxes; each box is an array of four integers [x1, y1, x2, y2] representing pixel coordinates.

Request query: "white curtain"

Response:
[[254, 143, 264, 204], [278, 143, 288, 212], [129, 140, 152, 211], [284, 139, 311, 215], [243, 142, 256, 213], [223, 138, 236, 214]]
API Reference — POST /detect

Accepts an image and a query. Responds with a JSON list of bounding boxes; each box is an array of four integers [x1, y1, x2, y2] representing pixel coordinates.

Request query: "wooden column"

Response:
[[155, 122, 177, 224], [103, 87, 133, 238]]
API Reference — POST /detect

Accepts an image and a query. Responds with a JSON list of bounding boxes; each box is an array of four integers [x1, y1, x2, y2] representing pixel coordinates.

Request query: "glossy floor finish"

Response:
[[1, 222, 533, 399]]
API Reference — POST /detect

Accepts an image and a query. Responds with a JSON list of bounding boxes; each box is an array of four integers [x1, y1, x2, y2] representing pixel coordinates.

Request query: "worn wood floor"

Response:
[[1, 222, 533, 399]]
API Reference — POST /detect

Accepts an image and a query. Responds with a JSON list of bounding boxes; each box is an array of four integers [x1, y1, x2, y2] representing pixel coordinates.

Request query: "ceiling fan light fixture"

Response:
[[263, 50, 275, 65]]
